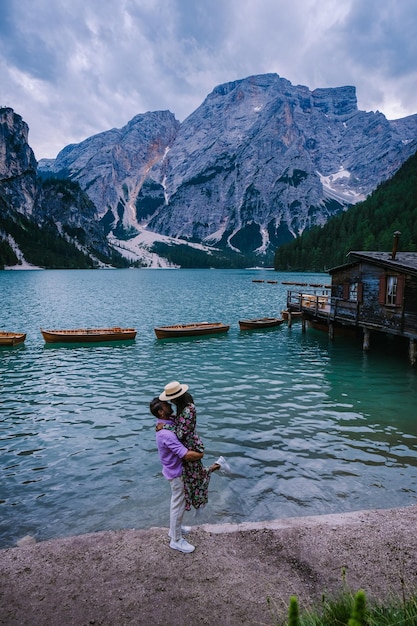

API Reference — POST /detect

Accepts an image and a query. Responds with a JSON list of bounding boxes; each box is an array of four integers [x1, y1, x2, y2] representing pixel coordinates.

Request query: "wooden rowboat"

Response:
[[239, 317, 284, 330], [0, 331, 26, 346], [281, 281, 308, 286], [307, 320, 358, 337], [154, 322, 229, 339], [41, 327, 137, 343]]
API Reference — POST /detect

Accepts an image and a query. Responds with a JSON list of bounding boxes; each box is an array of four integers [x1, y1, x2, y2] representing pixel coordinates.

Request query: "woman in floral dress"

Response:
[[159, 381, 231, 512]]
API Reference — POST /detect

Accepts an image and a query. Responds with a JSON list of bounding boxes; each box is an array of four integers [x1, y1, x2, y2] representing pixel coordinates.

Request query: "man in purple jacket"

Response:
[[150, 396, 204, 553]]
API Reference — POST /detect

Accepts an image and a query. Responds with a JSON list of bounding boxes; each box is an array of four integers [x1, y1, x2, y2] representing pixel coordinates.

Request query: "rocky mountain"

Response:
[[39, 111, 180, 238], [274, 147, 417, 271], [0, 107, 38, 219], [0, 107, 127, 269], [38, 73, 417, 266]]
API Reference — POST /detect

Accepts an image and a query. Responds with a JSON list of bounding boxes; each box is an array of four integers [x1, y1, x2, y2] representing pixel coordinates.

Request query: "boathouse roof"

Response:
[[329, 251, 417, 276]]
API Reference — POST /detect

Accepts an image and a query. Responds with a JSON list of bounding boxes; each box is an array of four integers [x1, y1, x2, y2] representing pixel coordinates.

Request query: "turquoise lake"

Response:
[[1, 268, 417, 549]]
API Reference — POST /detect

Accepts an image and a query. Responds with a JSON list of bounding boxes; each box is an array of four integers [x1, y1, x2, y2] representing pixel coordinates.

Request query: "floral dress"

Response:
[[174, 402, 212, 511]]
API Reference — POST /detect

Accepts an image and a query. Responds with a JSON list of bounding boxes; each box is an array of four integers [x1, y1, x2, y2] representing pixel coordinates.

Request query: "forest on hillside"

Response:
[[274, 148, 417, 272], [0, 179, 130, 270]]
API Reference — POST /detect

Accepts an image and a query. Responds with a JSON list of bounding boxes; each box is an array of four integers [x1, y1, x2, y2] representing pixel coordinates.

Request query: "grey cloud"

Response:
[[334, 0, 417, 76], [0, 4, 58, 81], [2, 0, 417, 157]]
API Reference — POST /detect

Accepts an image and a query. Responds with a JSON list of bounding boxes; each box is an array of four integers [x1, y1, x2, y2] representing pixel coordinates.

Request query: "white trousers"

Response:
[[169, 476, 186, 541]]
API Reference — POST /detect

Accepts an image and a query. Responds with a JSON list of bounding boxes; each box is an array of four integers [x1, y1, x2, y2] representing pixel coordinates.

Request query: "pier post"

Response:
[[328, 323, 334, 340], [363, 328, 370, 352], [288, 312, 292, 328], [409, 339, 417, 366], [301, 315, 306, 333]]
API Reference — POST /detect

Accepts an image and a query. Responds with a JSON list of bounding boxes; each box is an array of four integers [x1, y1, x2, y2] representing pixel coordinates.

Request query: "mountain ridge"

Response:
[[274, 147, 417, 271], [38, 73, 417, 265], [2, 73, 417, 269], [0, 107, 128, 269]]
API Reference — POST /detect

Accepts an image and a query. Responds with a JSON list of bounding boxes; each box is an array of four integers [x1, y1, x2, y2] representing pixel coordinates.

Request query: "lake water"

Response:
[[1, 268, 417, 549]]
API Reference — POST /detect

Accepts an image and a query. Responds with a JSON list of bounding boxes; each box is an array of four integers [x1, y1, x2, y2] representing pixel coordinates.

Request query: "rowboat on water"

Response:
[[238, 317, 284, 330], [154, 322, 230, 339], [0, 331, 26, 346], [41, 327, 137, 343], [308, 320, 358, 337], [281, 281, 308, 286]]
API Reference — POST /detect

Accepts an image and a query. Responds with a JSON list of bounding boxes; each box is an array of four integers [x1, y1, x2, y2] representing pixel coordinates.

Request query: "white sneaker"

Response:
[[168, 525, 192, 538], [169, 537, 195, 553], [216, 455, 232, 475]]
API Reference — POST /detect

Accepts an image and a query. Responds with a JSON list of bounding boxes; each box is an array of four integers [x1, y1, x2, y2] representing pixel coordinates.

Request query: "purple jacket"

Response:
[[156, 420, 188, 480]]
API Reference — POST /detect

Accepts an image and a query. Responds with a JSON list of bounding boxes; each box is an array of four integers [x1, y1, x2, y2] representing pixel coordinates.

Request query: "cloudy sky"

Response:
[[1, 0, 417, 160]]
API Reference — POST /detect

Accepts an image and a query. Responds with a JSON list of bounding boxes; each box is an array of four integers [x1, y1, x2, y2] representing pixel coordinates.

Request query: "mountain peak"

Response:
[[33, 73, 417, 267]]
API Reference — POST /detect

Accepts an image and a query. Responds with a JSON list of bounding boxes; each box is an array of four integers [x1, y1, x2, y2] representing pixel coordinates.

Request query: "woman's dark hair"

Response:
[[150, 397, 162, 417], [173, 391, 194, 415]]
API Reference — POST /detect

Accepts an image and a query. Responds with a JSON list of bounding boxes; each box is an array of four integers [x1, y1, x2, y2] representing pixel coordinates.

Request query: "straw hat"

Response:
[[159, 380, 189, 401]]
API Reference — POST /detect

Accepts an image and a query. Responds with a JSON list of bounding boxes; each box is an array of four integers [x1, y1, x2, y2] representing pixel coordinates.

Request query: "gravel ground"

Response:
[[1, 505, 417, 626]]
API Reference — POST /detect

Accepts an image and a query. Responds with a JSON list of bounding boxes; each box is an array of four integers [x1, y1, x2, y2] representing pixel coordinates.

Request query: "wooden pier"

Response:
[[286, 241, 417, 365]]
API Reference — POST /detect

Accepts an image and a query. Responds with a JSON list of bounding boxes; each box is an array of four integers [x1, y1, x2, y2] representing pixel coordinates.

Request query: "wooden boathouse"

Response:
[[286, 234, 417, 365]]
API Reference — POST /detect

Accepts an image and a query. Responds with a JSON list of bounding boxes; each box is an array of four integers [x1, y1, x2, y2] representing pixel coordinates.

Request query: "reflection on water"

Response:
[[1, 269, 417, 548]]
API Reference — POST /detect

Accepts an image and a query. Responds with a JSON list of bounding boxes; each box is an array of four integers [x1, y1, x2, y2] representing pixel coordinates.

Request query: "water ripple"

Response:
[[1, 269, 417, 547]]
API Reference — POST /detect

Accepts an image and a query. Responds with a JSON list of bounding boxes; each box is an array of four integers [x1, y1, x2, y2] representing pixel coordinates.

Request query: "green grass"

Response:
[[269, 589, 417, 626]]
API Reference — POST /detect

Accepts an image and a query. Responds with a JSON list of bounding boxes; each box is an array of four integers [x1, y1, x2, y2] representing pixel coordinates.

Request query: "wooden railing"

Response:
[[287, 290, 331, 315]]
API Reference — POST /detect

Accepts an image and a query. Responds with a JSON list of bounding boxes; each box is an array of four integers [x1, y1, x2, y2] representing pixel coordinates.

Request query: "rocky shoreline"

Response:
[[1, 505, 417, 625]]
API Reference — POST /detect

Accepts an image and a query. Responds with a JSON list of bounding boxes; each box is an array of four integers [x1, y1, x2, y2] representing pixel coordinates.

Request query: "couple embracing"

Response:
[[150, 380, 231, 554]]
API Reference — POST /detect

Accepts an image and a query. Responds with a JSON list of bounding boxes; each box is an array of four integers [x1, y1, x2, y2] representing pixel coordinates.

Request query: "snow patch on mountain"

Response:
[[4, 235, 42, 270], [108, 228, 221, 268], [318, 168, 367, 205]]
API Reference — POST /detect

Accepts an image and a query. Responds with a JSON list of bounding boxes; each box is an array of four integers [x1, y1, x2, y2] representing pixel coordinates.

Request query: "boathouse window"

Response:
[[386, 276, 398, 305], [378, 274, 405, 306], [342, 281, 363, 302], [349, 282, 358, 301]]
